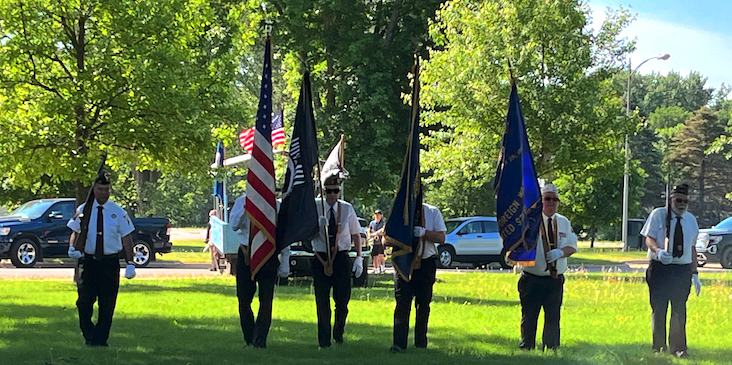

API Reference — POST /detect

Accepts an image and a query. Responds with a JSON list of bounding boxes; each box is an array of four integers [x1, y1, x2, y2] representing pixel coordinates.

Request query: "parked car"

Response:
[[696, 216, 732, 268], [438, 216, 511, 269], [0, 198, 172, 268], [358, 217, 368, 247]]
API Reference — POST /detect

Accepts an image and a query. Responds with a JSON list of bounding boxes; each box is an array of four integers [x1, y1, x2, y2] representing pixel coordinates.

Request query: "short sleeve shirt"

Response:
[[521, 212, 577, 276], [420, 204, 447, 259], [67, 200, 135, 255], [640, 207, 698, 264], [312, 199, 360, 252]]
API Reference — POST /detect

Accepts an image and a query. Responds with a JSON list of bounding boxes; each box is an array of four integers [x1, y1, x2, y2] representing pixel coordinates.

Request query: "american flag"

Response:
[[239, 111, 285, 153], [244, 37, 277, 279]]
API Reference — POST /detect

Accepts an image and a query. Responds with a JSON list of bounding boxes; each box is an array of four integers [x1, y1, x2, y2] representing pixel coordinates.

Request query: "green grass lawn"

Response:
[[1, 272, 731, 365], [162, 239, 649, 266]]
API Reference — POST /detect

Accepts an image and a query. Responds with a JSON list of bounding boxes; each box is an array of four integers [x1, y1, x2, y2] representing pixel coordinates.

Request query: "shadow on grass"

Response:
[[1, 299, 730, 365]]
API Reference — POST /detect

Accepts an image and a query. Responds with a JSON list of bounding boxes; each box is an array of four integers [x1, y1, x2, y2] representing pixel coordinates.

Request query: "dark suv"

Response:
[[696, 217, 732, 268]]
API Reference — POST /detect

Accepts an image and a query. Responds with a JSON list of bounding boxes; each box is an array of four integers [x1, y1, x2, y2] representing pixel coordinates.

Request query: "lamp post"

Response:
[[622, 53, 671, 251]]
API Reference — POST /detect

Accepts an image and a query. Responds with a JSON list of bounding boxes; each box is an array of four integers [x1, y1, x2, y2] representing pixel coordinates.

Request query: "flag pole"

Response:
[[314, 155, 333, 273], [339, 134, 345, 199]]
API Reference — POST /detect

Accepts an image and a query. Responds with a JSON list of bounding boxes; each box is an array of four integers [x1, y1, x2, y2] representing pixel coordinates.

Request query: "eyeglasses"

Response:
[[675, 198, 689, 204], [325, 188, 341, 194], [543, 197, 560, 203]]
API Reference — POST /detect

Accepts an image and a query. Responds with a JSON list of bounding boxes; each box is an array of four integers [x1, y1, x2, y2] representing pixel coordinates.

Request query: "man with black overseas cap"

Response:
[[67, 172, 136, 347], [517, 183, 577, 351], [641, 183, 701, 358], [311, 175, 362, 348]]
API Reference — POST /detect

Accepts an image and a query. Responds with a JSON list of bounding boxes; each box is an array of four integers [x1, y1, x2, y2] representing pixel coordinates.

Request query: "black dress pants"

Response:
[[518, 272, 564, 350], [393, 257, 437, 349], [646, 260, 692, 353], [76, 255, 121, 346], [312, 251, 351, 347], [236, 247, 279, 348]]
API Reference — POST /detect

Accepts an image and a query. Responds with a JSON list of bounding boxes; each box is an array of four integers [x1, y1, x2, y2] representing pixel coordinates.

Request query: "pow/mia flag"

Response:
[[276, 72, 320, 250]]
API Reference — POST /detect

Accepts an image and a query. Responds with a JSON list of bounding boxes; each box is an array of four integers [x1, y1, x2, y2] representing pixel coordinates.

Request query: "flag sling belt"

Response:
[[315, 202, 341, 276]]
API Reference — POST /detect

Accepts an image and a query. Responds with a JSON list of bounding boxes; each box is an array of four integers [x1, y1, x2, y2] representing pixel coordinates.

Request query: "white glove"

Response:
[[67, 246, 83, 259], [546, 248, 563, 263], [692, 274, 701, 296], [413, 226, 425, 238], [278, 248, 290, 278], [318, 216, 328, 227], [352, 256, 363, 277], [656, 249, 673, 265], [125, 264, 136, 279]]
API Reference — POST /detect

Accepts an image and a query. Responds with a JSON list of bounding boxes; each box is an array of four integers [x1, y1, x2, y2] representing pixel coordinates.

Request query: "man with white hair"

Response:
[[518, 183, 577, 351], [640, 183, 701, 358]]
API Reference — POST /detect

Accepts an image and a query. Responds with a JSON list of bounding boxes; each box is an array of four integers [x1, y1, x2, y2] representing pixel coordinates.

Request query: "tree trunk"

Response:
[[133, 169, 162, 216]]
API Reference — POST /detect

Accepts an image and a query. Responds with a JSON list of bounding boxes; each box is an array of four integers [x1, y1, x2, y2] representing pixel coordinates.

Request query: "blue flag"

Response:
[[276, 72, 319, 251], [494, 83, 542, 265], [213, 142, 224, 202], [385, 63, 422, 282]]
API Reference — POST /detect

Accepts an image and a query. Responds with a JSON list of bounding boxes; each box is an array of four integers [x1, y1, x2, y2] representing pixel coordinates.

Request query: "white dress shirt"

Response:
[[311, 198, 360, 252], [641, 207, 698, 265], [419, 204, 447, 259], [67, 200, 135, 255], [521, 213, 577, 276]]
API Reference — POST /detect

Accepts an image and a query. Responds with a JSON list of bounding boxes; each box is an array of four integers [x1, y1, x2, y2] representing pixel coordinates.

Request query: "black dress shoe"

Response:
[[389, 345, 404, 353], [675, 350, 688, 358], [518, 342, 535, 351]]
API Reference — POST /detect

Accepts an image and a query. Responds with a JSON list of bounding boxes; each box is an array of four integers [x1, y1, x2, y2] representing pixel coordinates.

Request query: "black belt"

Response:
[[523, 271, 564, 278], [84, 252, 121, 258]]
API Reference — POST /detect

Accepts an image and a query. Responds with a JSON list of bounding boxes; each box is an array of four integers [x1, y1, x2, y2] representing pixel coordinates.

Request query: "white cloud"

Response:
[[589, 3, 732, 88]]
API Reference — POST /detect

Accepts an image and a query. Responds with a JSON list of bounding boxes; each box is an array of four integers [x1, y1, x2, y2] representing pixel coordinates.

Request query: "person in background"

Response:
[[640, 183, 701, 358], [368, 210, 386, 274], [204, 209, 221, 272]]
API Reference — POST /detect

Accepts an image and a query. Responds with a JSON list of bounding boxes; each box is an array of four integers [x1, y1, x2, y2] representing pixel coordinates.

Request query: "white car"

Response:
[[438, 216, 511, 269]]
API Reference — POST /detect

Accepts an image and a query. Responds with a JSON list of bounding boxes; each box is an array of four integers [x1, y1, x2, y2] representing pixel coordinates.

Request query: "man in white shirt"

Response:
[[640, 183, 701, 358], [390, 203, 446, 352], [518, 183, 577, 351], [229, 193, 288, 348], [67, 172, 136, 347], [311, 176, 362, 348]]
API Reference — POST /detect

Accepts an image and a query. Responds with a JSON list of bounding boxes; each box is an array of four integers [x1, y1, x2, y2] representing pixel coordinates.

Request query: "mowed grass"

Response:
[[1, 272, 731, 365], [162, 239, 649, 266]]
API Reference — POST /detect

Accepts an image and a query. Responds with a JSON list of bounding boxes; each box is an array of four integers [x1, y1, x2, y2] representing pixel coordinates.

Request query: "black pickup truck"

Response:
[[0, 198, 172, 268], [696, 216, 732, 269]]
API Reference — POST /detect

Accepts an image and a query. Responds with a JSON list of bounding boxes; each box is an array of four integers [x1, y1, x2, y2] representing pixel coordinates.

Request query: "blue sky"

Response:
[[589, 0, 732, 89]]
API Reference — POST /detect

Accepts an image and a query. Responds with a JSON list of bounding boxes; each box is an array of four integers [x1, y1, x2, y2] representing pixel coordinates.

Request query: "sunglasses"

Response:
[[675, 198, 688, 204], [543, 197, 560, 203], [325, 188, 341, 194]]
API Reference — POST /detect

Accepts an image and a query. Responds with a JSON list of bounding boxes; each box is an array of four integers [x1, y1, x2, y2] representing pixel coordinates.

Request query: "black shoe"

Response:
[[389, 345, 404, 353], [675, 350, 688, 358], [518, 342, 535, 351], [652, 346, 666, 354], [334, 337, 343, 345]]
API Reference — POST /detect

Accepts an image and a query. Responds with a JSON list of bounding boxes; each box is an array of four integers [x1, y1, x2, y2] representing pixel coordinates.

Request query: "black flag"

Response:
[[276, 72, 320, 250]]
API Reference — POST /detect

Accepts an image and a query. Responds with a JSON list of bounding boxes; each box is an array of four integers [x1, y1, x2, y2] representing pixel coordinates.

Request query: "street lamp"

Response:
[[622, 53, 671, 251]]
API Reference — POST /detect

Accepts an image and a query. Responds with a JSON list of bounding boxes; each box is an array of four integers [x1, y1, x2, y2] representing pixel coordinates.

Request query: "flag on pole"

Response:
[[244, 37, 277, 278], [271, 110, 285, 148], [384, 62, 423, 282], [276, 73, 319, 249], [320, 135, 348, 185], [239, 111, 285, 153], [494, 82, 543, 265], [213, 142, 224, 202]]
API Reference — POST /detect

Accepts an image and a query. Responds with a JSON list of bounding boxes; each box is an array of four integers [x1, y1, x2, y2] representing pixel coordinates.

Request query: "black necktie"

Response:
[[328, 207, 337, 247], [673, 216, 684, 258], [547, 218, 556, 248], [95, 206, 104, 260]]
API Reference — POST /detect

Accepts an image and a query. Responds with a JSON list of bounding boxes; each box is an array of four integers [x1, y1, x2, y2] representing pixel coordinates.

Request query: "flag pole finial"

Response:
[[507, 59, 516, 86], [264, 19, 273, 36]]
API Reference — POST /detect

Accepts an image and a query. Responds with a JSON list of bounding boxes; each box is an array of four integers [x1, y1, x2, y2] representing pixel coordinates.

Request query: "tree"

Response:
[[667, 108, 732, 227], [419, 0, 636, 224], [268, 0, 445, 203], [0, 0, 247, 204]]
